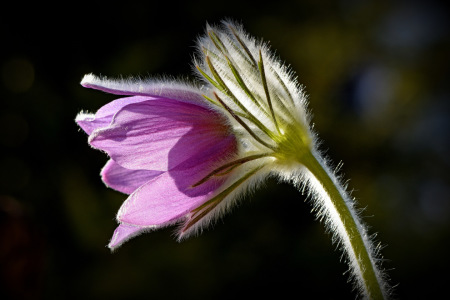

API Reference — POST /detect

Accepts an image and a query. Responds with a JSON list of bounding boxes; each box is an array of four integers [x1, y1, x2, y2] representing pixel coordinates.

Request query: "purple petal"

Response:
[[76, 96, 150, 135], [81, 74, 206, 105], [89, 99, 234, 171], [117, 171, 221, 226], [117, 132, 237, 226], [108, 223, 153, 250], [101, 159, 163, 194]]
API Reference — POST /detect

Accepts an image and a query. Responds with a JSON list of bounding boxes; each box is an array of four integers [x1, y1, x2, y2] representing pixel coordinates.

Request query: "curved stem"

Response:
[[301, 150, 386, 299]]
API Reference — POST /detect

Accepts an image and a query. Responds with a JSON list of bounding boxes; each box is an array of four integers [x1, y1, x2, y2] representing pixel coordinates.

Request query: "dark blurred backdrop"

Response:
[[1, 0, 449, 299]]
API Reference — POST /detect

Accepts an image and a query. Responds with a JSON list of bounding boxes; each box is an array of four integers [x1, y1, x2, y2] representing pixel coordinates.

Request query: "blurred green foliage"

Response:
[[1, 0, 449, 299]]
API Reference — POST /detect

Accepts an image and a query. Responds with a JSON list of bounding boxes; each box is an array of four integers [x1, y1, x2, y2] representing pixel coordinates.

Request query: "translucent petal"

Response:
[[89, 99, 234, 171], [117, 133, 236, 226], [101, 159, 163, 194], [108, 223, 153, 250], [75, 96, 150, 135]]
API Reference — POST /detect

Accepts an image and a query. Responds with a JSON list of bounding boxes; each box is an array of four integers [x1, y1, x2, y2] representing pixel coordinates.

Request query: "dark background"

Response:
[[1, 0, 449, 299]]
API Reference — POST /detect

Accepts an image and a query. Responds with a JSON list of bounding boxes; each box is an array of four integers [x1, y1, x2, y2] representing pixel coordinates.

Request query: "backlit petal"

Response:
[[117, 132, 236, 226], [89, 99, 234, 171], [108, 223, 153, 250], [101, 159, 163, 194], [117, 171, 221, 226], [76, 96, 150, 135]]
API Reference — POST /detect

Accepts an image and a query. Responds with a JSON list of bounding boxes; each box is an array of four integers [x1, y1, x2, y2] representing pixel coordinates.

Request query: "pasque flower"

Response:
[[77, 21, 390, 299]]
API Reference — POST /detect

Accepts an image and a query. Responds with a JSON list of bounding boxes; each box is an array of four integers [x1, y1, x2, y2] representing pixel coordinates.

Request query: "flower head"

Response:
[[77, 21, 315, 249], [77, 20, 390, 299]]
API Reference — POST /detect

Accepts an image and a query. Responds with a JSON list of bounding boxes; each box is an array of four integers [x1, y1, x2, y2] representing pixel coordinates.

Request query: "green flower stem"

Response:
[[302, 149, 385, 300]]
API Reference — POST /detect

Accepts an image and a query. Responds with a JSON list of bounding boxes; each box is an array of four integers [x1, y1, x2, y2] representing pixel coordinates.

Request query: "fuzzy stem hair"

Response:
[[295, 149, 389, 299]]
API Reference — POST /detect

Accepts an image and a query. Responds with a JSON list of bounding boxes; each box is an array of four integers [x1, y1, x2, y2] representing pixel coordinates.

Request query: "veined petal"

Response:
[[117, 171, 222, 226], [108, 223, 154, 250], [117, 129, 237, 226], [81, 74, 207, 105], [89, 99, 234, 171], [101, 159, 163, 195], [76, 96, 150, 135]]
